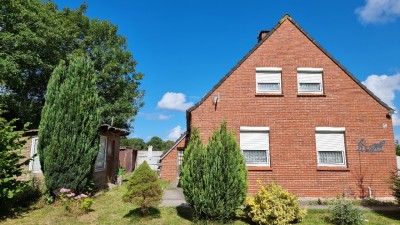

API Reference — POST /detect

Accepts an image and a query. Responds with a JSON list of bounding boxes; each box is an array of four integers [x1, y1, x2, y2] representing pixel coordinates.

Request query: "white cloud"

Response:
[[139, 112, 171, 120], [157, 92, 194, 111], [167, 125, 185, 141], [356, 0, 400, 24], [362, 73, 400, 125]]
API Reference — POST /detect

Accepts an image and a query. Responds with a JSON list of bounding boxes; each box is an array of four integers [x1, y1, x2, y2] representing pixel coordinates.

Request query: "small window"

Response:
[[29, 137, 42, 173], [240, 127, 270, 166], [177, 148, 184, 177], [95, 136, 107, 172], [256, 67, 282, 94], [297, 68, 323, 94], [315, 127, 346, 166]]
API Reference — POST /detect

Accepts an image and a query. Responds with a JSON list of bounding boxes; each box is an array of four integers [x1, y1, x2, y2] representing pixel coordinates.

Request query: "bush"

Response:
[[59, 188, 94, 214], [123, 161, 162, 215], [0, 112, 30, 208], [181, 122, 248, 221], [244, 181, 306, 225], [388, 169, 400, 203], [330, 200, 364, 225]]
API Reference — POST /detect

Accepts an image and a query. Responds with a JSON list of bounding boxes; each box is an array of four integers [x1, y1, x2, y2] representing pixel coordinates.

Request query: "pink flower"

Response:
[[60, 188, 70, 193], [74, 195, 81, 200], [67, 193, 76, 198], [80, 194, 88, 198]]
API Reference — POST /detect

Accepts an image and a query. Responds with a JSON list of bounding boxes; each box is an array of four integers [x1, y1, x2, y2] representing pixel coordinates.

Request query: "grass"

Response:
[[2, 183, 400, 225]]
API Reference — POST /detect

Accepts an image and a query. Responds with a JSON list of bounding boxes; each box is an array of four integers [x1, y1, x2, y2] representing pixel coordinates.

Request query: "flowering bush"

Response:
[[59, 188, 94, 214]]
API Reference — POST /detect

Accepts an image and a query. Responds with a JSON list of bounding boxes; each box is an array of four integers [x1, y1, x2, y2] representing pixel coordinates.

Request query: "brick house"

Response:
[[160, 15, 397, 198], [21, 124, 129, 188]]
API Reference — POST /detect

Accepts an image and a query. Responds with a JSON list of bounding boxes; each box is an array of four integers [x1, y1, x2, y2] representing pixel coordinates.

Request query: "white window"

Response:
[[95, 136, 107, 172], [240, 127, 270, 166], [256, 67, 282, 94], [29, 137, 42, 173], [178, 149, 184, 177], [297, 68, 323, 94], [315, 127, 346, 166]]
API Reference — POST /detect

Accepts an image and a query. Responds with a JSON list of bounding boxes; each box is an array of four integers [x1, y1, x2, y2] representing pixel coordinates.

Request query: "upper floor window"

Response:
[[95, 136, 107, 172], [297, 68, 323, 94], [315, 127, 346, 167], [256, 67, 282, 94], [240, 126, 270, 166]]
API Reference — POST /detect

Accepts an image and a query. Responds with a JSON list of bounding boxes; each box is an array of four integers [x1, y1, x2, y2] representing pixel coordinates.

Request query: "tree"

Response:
[[164, 140, 175, 152], [146, 136, 165, 151], [0, 112, 29, 207], [181, 122, 248, 220], [396, 140, 400, 156], [123, 161, 162, 215], [0, 0, 143, 129], [120, 137, 146, 150], [38, 56, 101, 196]]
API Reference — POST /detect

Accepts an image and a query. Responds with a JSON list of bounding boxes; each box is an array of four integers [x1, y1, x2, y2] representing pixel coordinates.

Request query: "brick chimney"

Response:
[[258, 30, 269, 42]]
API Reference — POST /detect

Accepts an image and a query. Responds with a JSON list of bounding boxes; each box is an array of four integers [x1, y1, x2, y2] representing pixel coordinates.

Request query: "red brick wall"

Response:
[[188, 19, 396, 198], [161, 136, 187, 182]]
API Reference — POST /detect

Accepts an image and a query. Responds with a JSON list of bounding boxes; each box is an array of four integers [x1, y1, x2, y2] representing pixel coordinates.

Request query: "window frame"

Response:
[[95, 136, 107, 172], [29, 137, 42, 173], [256, 67, 282, 94], [297, 68, 324, 94], [315, 127, 347, 167], [240, 126, 270, 166]]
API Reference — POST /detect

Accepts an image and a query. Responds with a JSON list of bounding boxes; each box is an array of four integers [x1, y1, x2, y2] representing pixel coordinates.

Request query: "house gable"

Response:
[[187, 15, 393, 132]]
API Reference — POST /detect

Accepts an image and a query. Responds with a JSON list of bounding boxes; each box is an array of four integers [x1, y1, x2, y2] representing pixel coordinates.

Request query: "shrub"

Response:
[[123, 161, 162, 215], [38, 56, 101, 197], [0, 112, 30, 208], [388, 169, 400, 203], [59, 188, 94, 214], [244, 181, 306, 225], [181, 122, 248, 221], [330, 200, 364, 225]]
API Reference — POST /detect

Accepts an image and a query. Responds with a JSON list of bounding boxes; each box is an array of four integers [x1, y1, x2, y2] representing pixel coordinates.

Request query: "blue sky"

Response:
[[51, 0, 400, 141]]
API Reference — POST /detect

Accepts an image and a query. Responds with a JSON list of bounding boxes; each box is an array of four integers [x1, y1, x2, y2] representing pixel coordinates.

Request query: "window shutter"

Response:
[[256, 72, 281, 84], [297, 71, 322, 84], [316, 132, 345, 152], [240, 131, 269, 150]]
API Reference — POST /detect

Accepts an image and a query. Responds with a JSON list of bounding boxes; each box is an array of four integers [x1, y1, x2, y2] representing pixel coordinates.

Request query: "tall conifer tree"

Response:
[[181, 122, 248, 221], [38, 56, 101, 196]]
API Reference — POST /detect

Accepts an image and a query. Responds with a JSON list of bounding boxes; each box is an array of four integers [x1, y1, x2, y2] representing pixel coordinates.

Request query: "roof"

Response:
[[186, 14, 393, 114], [23, 124, 130, 136], [160, 131, 188, 161]]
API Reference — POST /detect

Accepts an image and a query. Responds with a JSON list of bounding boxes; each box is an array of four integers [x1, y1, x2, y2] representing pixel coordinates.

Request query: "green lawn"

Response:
[[2, 184, 400, 225]]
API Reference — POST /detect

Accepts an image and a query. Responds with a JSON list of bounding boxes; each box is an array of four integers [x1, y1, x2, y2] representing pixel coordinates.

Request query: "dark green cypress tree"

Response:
[[181, 122, 248, 221], [38, 56, 101, 196]]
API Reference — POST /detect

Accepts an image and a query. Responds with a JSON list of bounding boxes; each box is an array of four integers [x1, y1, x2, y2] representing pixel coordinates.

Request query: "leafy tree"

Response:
[[38, 56, 101, 196], [0, 111, 29, 207], [0, 0, 143, 129], [396, 140, 400, 156], [146, 136, 165, 151], [164, 140, 175, 152], [181, 122, 248, 221], [121, 137, 146, 150], [123, 161, 162, 215]]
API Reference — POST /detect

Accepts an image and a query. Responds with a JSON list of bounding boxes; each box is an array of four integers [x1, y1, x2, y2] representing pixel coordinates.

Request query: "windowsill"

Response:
[[255, 93, 284, 97], [297, 94, 326, 97], [247, 166, 273, 171], [317, 166, 350, 171]]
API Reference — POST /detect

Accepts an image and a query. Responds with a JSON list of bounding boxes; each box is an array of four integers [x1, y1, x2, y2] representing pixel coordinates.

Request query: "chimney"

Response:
[[258, 30, 269, 43], [148, 145, 153, 158]]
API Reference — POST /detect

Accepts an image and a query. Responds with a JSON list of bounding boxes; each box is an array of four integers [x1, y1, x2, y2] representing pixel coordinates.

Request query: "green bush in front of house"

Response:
[[329, 200, 364, 225], [123, 161, 162, 215], [0, 112, 30, 208], [181, 122, 248, 221], [38, 56, 101, 198], [244, 181, 307, 225]]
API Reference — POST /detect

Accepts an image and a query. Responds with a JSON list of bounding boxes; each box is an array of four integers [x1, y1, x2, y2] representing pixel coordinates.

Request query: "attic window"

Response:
[[297, 68, 323, 94], [256, 67, 282, 94]]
